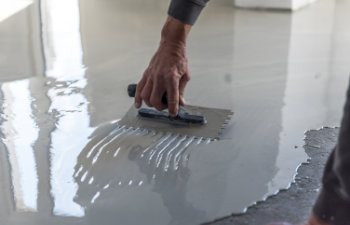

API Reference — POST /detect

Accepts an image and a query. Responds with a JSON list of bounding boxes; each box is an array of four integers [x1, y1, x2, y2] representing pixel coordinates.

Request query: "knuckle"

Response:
[[143, 68, 151, 76], [165, 74, 177, 83], [171, 75, 179, 83], [164, 76, 172, 83]]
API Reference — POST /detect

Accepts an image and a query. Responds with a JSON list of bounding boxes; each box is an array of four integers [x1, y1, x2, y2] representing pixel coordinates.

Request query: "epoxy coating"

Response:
[[0, 0, 349, 224]]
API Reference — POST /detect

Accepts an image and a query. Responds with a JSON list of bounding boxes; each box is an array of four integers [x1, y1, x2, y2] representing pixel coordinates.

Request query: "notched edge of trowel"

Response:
[[217, 112, 234, 137]]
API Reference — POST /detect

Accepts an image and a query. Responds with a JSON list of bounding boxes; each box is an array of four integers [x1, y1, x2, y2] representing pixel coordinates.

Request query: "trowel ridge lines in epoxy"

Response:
[[157, 135, 187, 171], [86, 126, 127, 159], [80, 171, 88, 183], [149, 135, 178, 165], [91, 127, 132, 164], [74, 165, 83, 178], [90, 191, 100, 204], [79, 125, 201, 182], [86, 135, 109, 159], [88, 177, 94, 184], [72, 125, 210, 208], [113, 147, 121, 158], [154, 134, 180, 168], [163, 136, 187, 171], [196, 137, 203, 144], [174, 136, 196, 170], [93, 127, 142, 163], [146, 133, 172, 160], [140, 132, 166, 156]]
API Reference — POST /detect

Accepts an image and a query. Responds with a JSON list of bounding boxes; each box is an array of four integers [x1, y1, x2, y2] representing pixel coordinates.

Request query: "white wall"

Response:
[[234, 0, 317, 10]]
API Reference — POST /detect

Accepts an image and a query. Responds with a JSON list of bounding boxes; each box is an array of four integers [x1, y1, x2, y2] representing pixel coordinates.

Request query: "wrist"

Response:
[[161, 16, 191, 47]]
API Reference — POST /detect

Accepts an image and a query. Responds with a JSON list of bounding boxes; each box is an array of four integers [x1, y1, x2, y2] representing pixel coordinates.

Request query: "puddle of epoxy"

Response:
[[1, 0, 350, 224]]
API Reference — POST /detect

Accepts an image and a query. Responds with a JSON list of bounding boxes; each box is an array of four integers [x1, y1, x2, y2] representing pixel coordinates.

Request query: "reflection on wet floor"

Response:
[[41, 0, 91, 217], [2, 80, 39, 212], [0, 0, 350, 224]]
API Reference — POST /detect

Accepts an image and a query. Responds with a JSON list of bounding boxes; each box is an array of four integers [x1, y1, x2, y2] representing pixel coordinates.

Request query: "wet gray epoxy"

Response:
[[73, 123, 214, 225], [0, 0, 350, 224], [119, 105, 233, 139]]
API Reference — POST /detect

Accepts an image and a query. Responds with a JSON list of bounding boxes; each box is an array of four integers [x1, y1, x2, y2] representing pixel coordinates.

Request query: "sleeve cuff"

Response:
[[168, 0, 208, 25]]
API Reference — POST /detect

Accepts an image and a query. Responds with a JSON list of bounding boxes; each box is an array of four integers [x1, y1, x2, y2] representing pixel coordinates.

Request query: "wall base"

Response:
[[234, 0, 317, 10]]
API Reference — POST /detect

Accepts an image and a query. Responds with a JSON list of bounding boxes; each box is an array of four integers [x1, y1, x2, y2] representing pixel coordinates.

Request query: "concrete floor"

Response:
[[0, 0, 349, 224]]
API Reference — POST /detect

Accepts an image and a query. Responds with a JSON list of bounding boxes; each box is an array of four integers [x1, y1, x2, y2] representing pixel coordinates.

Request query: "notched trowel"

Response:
[[118, 84, 233, 139]]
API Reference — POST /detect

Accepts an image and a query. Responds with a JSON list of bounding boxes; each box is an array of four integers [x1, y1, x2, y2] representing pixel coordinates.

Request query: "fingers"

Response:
[[135, 75, 147, 108], [166, 77, 180, 116], [135, 69, 153, 108], [150, 81, 167, 111], [179, 72, 190, 106], [141, 78, 153, 107], [136, 68, 188, 116], [136, 72, 185, 115]]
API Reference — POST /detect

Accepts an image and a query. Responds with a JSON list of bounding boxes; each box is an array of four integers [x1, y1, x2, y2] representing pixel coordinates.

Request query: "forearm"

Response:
[[161, 16, 191, 50]]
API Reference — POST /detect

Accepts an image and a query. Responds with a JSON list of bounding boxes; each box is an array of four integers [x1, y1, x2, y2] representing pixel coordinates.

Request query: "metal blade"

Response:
[[118, 104, 233, 140]]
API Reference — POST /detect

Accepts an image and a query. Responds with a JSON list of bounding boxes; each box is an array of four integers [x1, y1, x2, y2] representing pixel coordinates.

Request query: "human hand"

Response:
[[134, 16, 192, 117]]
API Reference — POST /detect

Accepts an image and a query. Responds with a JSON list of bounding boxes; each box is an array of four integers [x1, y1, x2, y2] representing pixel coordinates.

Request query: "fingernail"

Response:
[[135, 102, 141, 108]]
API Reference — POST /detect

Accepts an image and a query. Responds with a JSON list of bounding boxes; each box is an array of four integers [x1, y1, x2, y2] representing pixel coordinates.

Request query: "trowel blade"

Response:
[[118, 104, 233, 139]]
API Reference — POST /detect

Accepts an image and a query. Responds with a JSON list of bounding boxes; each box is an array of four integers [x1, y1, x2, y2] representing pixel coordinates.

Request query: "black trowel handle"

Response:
[[127, 83, 168, 105], [127, 84, 137, 97]]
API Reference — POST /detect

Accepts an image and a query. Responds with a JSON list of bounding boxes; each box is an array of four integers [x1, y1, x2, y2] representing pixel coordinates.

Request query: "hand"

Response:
[[134, 16, 192, 116]]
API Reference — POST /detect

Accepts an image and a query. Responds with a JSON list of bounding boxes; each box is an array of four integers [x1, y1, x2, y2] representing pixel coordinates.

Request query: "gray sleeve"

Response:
[[313, 78, 350, 224], [168, 0, 210, 25]]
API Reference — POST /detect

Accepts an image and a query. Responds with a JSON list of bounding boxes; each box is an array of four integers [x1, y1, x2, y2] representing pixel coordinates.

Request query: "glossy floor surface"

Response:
[[0, 0, 349, 224]]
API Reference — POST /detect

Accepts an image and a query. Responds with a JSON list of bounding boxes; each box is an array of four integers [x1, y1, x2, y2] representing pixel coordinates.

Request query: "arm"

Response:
[[134, 0, 209, 116]]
